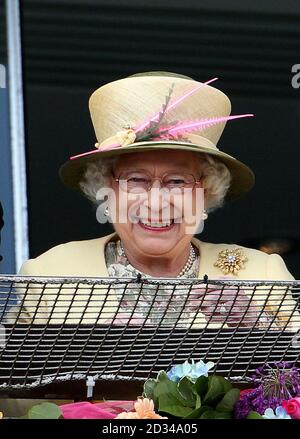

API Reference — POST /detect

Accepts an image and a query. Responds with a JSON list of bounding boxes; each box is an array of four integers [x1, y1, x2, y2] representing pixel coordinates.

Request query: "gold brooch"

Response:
[[214, 248, 248, 275]]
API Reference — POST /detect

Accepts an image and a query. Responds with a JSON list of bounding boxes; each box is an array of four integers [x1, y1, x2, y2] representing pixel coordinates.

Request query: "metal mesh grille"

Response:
[[0, 275, 299, 394]]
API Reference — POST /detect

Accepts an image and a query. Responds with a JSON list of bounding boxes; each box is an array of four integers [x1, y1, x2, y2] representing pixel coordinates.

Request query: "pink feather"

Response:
[[157, 114, 254, 136], [135, 77, 218, 134]]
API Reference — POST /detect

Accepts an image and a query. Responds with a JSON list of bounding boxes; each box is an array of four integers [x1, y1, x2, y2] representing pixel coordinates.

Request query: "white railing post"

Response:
[[6, 0, 29, 271]]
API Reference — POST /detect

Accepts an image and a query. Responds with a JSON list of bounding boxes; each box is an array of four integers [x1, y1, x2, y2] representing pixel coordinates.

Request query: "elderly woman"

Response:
[[5, 71, 299, 330]]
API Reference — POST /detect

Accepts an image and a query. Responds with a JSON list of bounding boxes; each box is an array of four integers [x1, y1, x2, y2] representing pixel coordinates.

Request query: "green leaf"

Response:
[[200, 408, 232, 419], [218, 376, 233, 394], [214, 411, 233, 419], [195, 393, 201, 409], [246, 411, 264, 419], [143, 378, 157, 401], [203, 376, 226, 406], [27, 402, 62, 419], [153, 377, 187, 406], [216, 388, 240, 413], [158, 394, 194, 418], [183, 395, 202, 418], [200, 409, 217, 419], [177, 377, 197, 407], [156, 370, 170, 382], [144, 370, 179, 407], [198, 405, 211, 415], [183, 407, 203, 419], [194, 376, 208, 397]]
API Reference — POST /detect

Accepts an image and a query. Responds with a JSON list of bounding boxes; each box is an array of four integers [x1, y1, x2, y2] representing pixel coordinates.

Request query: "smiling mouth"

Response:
[[137, 218, 178, 231]]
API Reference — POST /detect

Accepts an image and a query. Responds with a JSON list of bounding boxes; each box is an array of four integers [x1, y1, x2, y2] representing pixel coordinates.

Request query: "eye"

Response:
[[169, 179, 185, 184], [165, 177, 186, 186], [127, 177, 149, 183]]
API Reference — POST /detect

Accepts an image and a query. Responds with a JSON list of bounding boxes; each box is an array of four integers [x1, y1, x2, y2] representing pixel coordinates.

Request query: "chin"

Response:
[[133, 236, 179, 255]]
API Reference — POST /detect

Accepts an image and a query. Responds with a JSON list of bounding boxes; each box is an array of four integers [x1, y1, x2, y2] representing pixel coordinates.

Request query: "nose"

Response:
[[143, 184, 170, 214], [150, 177, 162, 190]]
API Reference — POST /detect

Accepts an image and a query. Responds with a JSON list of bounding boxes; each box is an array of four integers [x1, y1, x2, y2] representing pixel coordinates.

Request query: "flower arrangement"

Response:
[[235, 362, 300, 419], [1, 360, 299, 419]]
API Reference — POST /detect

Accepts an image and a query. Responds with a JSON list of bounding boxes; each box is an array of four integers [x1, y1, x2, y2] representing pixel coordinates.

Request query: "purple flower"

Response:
[[234, 362, 300, 419], [253, 361, 300, 400], [234, 387, 282, 419]]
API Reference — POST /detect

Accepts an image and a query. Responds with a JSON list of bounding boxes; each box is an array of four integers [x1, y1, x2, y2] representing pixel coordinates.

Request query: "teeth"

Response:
[[140, 220, 172, 228]]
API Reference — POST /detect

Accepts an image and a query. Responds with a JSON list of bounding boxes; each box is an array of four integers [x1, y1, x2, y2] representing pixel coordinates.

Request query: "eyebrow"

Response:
[[117, 166, 191, 173]]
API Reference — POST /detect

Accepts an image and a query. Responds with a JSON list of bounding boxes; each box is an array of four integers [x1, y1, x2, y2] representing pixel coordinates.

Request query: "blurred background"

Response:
[[1, 0, 300, 276]]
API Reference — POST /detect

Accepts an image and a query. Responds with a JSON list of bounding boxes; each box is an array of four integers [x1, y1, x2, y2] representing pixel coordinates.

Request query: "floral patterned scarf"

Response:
[[105, 239, 200, 326]]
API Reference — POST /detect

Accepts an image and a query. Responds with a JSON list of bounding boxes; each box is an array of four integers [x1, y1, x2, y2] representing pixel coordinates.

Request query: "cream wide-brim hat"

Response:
[[59, 72, 255, 201]]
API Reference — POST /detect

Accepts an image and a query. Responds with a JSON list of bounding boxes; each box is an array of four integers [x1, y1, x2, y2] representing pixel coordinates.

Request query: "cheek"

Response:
[[173, 189, 204, 221], [109, 189, 128, 225], [113, 192, 143, 227], [193, 189, 205, 217]]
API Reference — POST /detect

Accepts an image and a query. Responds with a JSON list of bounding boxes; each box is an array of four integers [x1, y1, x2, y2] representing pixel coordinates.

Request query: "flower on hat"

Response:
[[116, 128, 136, 147]]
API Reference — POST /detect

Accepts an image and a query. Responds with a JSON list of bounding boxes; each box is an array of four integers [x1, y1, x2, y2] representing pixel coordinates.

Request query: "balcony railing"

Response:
[[0, 275, 299, 399]]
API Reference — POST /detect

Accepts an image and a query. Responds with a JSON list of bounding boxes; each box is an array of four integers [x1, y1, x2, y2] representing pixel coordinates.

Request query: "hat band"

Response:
[[97, 131, 219, 152]]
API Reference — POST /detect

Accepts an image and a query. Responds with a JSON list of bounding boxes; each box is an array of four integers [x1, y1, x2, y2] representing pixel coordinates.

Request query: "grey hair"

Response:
[[79, 153, 231, 213], [198, 154, 232, 212]]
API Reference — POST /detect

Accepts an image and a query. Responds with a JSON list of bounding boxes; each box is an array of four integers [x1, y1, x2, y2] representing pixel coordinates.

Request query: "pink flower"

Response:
[[60, 401, 135, 419], [282, 397, 300, 419], [115, 398, 167, 419]]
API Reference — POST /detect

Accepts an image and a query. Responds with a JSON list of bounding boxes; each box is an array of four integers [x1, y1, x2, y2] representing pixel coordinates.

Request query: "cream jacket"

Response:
[[4, 232, 300, 330]]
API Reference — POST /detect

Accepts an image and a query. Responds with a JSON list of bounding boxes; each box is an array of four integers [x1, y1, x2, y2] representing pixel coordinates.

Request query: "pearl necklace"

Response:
[[117, 240, 197, 278]]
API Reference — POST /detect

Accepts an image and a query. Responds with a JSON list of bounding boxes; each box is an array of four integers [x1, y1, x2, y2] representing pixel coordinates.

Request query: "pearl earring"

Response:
[[202, 209, 208, 220], [104, 206, 109, 217]]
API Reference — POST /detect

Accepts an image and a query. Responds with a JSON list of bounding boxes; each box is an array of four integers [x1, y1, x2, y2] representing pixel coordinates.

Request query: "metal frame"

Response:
[[0, 276, 299, 399], [6, 0, 29, 272]]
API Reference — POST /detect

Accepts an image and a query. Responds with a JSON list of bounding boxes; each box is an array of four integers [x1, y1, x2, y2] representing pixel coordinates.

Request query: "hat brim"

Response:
[[59, 140, 255, 202]]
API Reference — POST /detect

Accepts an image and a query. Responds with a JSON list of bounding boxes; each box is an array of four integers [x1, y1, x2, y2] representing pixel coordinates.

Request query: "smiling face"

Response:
[[109, 150, 206, 258]]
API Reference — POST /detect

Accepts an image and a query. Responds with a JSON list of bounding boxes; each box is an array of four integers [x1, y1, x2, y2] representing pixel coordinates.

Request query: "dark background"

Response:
[[20, 0, 300, 276]]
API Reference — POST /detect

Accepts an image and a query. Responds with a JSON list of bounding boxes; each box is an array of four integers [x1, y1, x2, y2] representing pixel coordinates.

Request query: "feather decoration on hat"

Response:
[[98, 80, 221, 152], [117, 84, 253, 146], [135, 82, 178, 142], [135, 77, 218, 135], [155, 114, 254, 138], [70, 79, 253, 159]]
